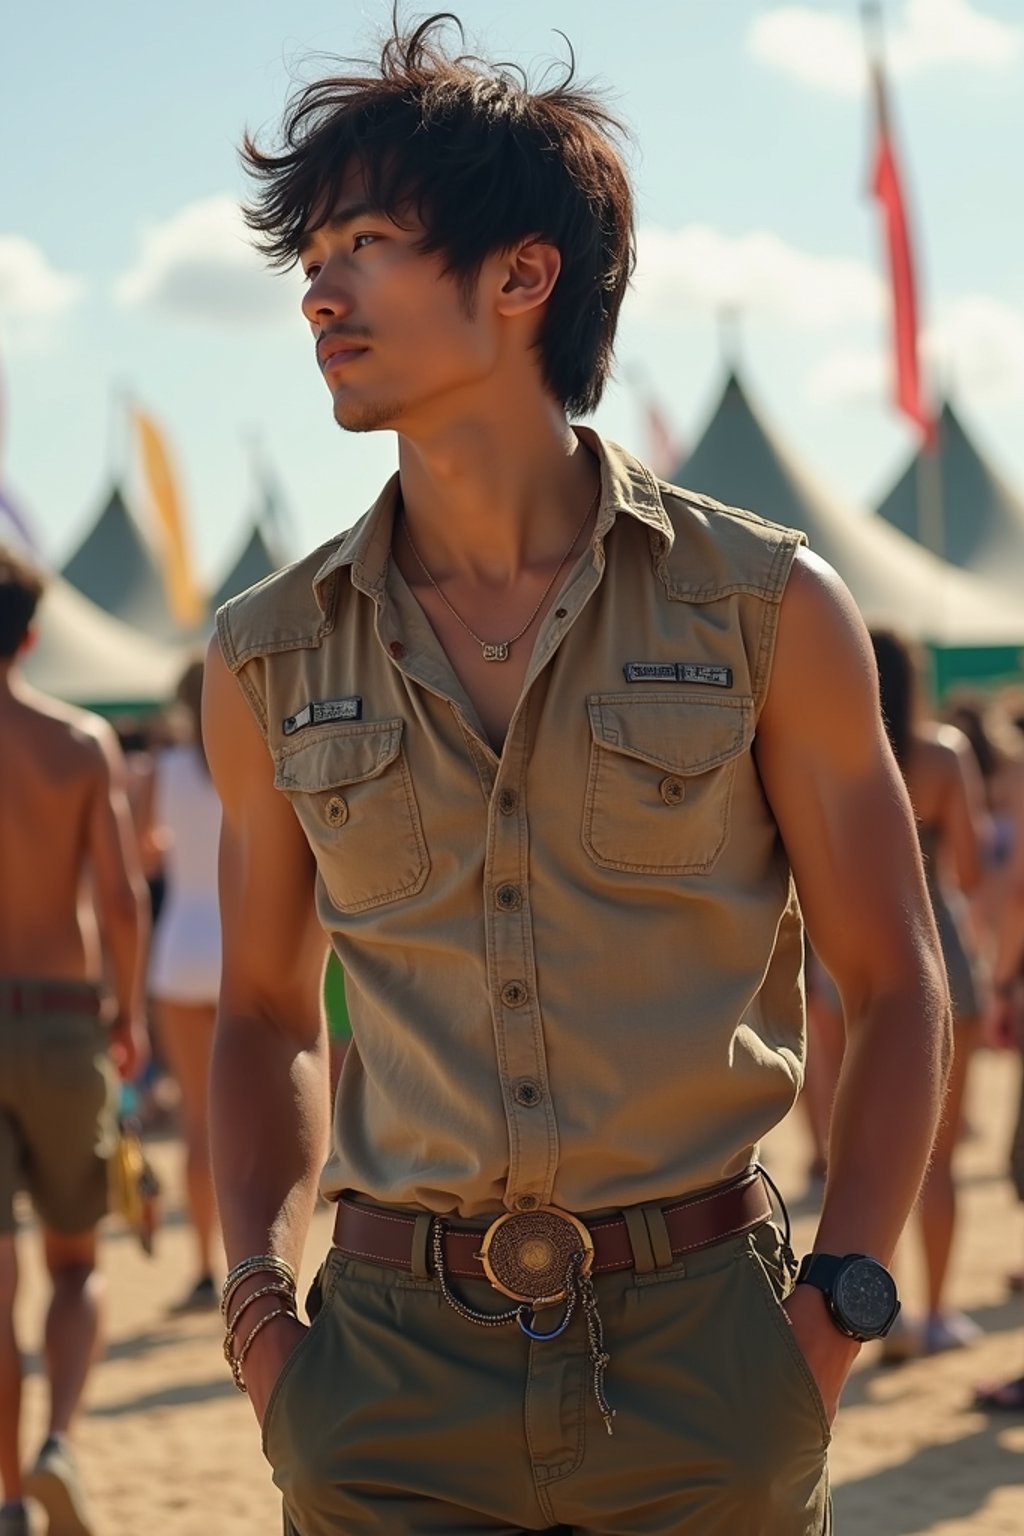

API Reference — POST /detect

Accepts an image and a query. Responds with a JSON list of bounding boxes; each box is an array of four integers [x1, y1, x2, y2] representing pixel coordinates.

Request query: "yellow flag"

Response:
[[133, 406, 205, 628]]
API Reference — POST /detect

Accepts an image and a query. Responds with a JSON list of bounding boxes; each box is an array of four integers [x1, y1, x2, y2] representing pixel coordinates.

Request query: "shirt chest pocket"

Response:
[[583, 693, 754, 875], [273, 719, 429, 913]]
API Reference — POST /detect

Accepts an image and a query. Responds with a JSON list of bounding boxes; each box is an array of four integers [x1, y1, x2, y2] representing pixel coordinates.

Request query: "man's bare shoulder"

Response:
[[760, 547, 881, 752], [10, 685, 117, 776]]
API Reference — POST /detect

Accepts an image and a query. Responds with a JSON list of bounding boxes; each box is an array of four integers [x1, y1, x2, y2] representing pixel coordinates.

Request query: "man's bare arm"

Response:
[[86, 722, 150, 1078], [203, 636, 330, 1419], [755, 551, 951, 1413]]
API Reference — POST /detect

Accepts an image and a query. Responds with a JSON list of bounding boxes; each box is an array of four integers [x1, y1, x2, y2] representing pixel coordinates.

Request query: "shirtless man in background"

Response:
[[0, 546, 148, 1536]]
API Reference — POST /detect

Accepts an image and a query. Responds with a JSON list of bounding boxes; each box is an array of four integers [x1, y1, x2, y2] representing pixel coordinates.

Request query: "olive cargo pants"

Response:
[[264, 1221, 831, 1535]]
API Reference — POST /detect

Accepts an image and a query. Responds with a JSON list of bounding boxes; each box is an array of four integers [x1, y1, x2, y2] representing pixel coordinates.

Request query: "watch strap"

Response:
[[796, 1252, 847, 1292]]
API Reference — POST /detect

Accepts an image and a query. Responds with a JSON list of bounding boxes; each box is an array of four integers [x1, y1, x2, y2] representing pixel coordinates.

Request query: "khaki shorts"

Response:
[[0, 985, 119, 1235], [264, 1219, 831, 1535]]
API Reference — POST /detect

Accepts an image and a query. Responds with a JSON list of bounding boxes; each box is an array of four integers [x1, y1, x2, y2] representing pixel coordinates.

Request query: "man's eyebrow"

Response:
[[298, 202, 386, 257]]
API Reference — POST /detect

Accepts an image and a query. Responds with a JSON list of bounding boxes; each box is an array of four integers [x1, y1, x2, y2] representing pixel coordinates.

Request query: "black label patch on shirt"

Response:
[[623, 663, 733, 688], [282, 697, 363, 735], [623, 663, 678, 683]]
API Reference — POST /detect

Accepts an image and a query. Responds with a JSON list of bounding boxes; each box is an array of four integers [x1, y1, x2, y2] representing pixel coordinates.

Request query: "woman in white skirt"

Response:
[[149, 659, 222, 1310]]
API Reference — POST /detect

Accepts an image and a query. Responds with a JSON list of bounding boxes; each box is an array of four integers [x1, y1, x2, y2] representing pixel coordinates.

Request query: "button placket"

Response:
[[487, 747, 558, 1212]]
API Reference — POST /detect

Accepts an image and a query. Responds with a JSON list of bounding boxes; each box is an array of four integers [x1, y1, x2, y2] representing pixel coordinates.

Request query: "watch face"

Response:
[[834, 1258, 898, 1336]]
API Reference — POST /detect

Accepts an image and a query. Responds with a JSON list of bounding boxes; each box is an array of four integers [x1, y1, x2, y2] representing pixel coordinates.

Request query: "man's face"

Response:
[[298, 163, 501, 435]]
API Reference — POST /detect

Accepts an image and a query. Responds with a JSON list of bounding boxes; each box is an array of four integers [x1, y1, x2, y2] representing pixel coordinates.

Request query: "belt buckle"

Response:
[[478, 1206, 594, 1306]]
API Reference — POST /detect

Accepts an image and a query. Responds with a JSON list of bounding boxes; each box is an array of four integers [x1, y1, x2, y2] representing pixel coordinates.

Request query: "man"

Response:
[[0, 548, 148, 1536], [206, 16, 950, 1534]]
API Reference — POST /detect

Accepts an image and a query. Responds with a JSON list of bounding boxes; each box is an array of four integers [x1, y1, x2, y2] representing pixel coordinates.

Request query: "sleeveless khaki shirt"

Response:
[[218, 430, 807, 1218]]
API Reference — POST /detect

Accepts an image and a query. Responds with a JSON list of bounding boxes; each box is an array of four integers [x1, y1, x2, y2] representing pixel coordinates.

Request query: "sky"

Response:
[[2, 0, 1023, 585]]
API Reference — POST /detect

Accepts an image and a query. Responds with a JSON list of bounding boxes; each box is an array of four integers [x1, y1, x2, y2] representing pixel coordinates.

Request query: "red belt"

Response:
[[333, 1170, 772, 1281], [0, 982, 103, 1019]]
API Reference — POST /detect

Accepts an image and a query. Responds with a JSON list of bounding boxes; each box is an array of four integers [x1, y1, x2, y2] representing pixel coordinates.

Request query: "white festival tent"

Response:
[[23, 575, 184, 711], [672, 372, 1024, 647]]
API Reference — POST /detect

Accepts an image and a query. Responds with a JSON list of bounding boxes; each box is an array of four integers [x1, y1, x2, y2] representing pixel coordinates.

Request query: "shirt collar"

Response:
[[311, 428, 675, 613]]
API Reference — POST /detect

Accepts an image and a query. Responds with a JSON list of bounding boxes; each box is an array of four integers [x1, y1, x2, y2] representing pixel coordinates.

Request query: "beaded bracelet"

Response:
[[224, 1282, 297, 1359], [224, 1296, 297, 1391], [228, 1306, 297, 1392], [221, 1254, 297, 1319]]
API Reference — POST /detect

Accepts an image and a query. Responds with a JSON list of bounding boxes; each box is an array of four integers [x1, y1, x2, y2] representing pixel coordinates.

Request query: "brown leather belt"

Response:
[[0, 982, 103, 1019], [332, 1170, 772, 1282]]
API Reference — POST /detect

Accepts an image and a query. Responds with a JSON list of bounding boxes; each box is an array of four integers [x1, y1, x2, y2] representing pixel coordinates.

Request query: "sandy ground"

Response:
[[12, 1048, 1024, 1535]]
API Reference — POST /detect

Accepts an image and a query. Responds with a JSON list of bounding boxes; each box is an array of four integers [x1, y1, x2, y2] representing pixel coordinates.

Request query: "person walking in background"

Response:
[[0, 546, 148, 1536], [944, 695, 1024, 977], [972, 701, 1024, 1410], [204, 17, 949, 1533], [871, 631, 988, 1358], [148, 658, 223, 1312]]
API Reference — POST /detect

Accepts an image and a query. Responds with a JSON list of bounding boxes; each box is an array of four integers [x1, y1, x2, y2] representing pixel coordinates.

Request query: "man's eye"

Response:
[[303, 264, 321, 284], [353, 233, 378, 251]]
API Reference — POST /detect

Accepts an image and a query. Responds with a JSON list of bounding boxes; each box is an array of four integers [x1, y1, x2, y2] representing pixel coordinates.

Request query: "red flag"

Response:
[[868, 56, 936, 449]]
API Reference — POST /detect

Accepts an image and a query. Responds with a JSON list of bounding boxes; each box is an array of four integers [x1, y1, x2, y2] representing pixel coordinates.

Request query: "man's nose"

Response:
[[301, 263, 354, 327]]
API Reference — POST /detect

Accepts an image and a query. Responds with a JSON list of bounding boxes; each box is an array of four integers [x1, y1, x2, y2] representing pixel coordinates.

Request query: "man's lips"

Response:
[[318, 336, 369, 372]]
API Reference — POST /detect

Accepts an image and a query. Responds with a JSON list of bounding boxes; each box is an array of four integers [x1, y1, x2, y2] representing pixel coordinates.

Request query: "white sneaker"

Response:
[[923, 1310, 982, 1354]]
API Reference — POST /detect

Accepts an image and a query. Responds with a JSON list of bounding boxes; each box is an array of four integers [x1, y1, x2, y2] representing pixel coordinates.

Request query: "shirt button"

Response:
[[497, 789, 518, 816], [554, 608, 568, 619], [514, 1079, 543, 1107], [324, 795, 349, 827], [501, 981, 528, 1008], [388, 640, 405, 660], [659, 775, 686, 806], [495, 884, 522, 912], [514, 1194, 540, 1212]]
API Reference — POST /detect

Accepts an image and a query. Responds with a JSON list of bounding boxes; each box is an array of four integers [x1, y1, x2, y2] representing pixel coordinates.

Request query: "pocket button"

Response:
[[324, 795, 349, 827], [659, 775, 686, 806]]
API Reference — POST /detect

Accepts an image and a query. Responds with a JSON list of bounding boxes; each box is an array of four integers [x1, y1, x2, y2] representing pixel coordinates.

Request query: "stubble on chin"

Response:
[[333, 396, 406, 434]]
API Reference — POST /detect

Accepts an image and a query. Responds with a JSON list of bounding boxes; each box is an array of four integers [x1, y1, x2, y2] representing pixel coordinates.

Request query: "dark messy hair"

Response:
[[240, 12, 636, 417], [870, 629, 917, 776], [0, 543, 45, 660]]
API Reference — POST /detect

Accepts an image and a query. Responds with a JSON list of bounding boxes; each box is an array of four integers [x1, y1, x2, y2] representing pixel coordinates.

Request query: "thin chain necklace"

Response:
[[401, 485, 599, 663]]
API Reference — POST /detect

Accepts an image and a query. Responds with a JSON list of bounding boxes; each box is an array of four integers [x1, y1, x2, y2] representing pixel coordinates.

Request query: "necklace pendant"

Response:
[[481, 642, 510, 663]]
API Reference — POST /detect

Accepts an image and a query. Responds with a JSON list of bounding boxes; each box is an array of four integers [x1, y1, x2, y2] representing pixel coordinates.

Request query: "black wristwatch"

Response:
[[796, 1253, 900, 1342]]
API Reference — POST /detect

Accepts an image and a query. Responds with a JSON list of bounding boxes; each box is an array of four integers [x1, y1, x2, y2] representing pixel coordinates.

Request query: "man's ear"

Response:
[[495, 238, 561, 318]]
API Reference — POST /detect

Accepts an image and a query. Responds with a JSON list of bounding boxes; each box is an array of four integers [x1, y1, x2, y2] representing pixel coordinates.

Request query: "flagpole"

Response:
[[915, 434, 944, 561], [862, 0, 944, 644]]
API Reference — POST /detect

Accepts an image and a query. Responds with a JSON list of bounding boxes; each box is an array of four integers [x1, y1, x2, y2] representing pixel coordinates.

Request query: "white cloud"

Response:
[[114, 195, 300, 324], [0, 236, 82, 318], [807, 348, 887, 406], [630, 224, 883, 329], [749, 0, 1022, 97], [807, 295, 1024, 406], [929, 295, 1024, 399]]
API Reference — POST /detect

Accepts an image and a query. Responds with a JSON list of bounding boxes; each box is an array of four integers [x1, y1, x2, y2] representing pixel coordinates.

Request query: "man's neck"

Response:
[[394, 395, 599, 587]]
